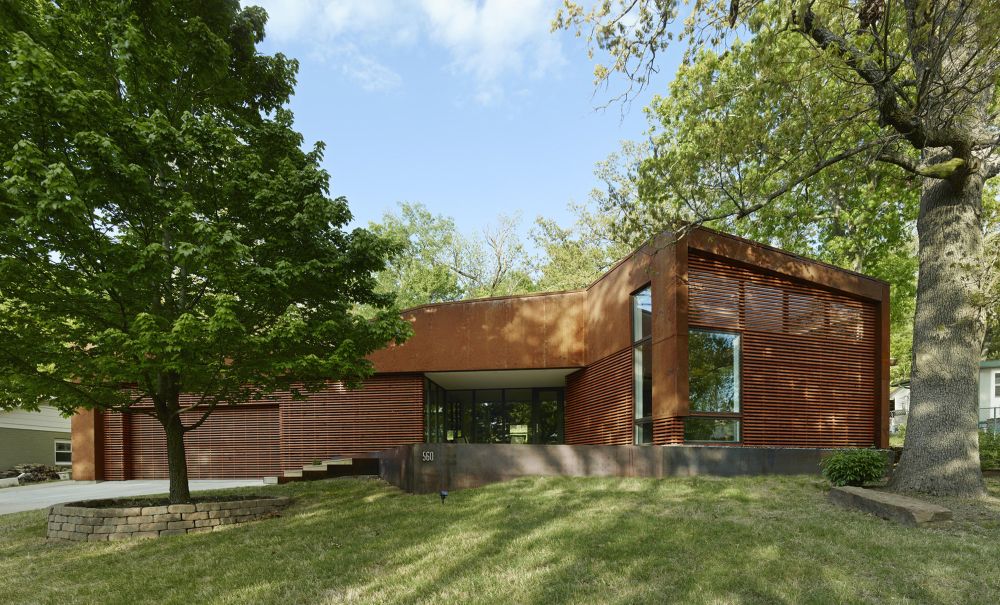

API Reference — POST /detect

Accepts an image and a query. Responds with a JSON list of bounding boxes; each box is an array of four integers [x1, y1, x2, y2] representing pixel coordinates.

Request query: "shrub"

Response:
[[981, 431, 1000, 470], [821, 449, 888, 487]]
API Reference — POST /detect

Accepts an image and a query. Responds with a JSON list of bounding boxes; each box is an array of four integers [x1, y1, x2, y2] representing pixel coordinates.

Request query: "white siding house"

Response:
[[889, 384, 910, 434], [980, 361, 1000, 433], [0, 405, 72, 471]]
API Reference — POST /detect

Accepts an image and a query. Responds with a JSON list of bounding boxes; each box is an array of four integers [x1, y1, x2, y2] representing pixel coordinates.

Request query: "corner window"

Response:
[[54, 440, 72, 466], [633, 286, 653, 444], [685, 329, 741, 443]]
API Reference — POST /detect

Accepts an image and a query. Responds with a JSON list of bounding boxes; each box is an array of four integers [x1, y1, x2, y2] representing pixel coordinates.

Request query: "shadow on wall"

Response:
[[377, 443, 893, 494]]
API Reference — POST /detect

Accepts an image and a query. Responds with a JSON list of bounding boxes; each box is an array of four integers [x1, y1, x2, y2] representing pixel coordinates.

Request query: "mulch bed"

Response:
[[70, 494, 274, 508]]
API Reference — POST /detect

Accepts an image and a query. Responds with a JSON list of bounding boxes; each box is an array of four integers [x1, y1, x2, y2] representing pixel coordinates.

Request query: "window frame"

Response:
[[631, 284, 653, 445], [54, 439, 72, 466], [685, 328, 743, 444]]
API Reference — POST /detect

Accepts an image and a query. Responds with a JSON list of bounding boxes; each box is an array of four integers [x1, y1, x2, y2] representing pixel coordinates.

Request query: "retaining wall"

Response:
[[47, 496, 290, 541], [378, 443, 894, 494]]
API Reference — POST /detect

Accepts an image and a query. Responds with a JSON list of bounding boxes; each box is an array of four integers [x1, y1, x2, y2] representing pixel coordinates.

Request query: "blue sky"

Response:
[[248, 1, 680, 235]]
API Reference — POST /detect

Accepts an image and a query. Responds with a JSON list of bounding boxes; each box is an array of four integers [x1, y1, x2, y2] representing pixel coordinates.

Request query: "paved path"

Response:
[[0, 479, 264, 515]]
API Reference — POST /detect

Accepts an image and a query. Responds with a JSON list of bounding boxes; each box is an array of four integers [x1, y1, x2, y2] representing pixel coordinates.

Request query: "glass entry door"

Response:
[[425, 381, 564, 444], [534, 389, 564, 444]]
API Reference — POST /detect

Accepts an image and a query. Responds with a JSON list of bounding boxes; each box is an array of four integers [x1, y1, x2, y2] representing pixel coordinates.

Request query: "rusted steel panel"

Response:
[[565, 348, 633, 445], [688, 228, 886, 301], [369, 292, 587, 373], [687, 252, 879, 447], [70, 410, 102, 481]]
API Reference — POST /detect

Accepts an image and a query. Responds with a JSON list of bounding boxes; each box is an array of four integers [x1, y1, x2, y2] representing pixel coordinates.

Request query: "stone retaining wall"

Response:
[[47, 496, 290, 541]]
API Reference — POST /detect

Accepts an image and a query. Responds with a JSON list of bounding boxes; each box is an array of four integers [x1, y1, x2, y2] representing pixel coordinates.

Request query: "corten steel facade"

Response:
[[72, 228, 890, 480]]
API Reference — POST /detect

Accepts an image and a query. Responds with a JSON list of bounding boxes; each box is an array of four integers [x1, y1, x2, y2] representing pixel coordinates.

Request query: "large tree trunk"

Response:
[[890, 161, 986, 496], [163, 409, 192, 503], [155, 372, 192, 503]]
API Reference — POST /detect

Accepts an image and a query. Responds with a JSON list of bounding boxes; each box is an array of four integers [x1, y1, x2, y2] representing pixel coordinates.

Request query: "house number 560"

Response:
[[421, 451, 434, 462]]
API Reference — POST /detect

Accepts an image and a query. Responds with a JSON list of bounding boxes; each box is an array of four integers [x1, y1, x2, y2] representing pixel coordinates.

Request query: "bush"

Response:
[[821, 449, 888, 487], [981, 431, 1000, 470]]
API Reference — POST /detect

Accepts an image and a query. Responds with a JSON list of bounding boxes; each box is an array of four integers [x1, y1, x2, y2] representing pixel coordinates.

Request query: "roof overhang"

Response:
[[424, 368, 579, 390]]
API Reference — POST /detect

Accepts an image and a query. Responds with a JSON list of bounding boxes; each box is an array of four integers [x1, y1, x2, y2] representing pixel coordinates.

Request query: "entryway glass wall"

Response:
[[424, 379, 564, 444]]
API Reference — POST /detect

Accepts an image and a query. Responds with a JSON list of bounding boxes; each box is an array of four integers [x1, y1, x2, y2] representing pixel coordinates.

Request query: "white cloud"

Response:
[[420, 0, 564, 84], [340, 50, 404, 91], [245, 0, 565, 103]]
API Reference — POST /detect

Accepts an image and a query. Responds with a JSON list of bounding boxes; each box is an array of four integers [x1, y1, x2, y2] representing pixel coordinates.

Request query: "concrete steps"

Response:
[[265, 456, 379, 485]]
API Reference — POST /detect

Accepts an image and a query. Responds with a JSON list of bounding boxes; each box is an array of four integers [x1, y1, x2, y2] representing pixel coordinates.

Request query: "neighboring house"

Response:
[[72, 228, 891, 481], [979, 361, 1000, 433], [889, 382, 910, 434], [0, 405, 72, 471]]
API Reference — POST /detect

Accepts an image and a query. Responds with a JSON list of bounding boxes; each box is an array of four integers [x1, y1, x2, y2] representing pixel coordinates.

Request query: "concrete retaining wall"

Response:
[[378, 443, 893, 494], [47, 496, 290, 541]]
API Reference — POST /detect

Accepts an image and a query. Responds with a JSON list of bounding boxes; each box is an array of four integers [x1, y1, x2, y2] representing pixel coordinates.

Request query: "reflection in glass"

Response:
[[475, 389, 505, 443], [633, 286, 653, 444], [633, 286, 652, 341], [635, 340, 652, 419], [425, 386, 564, 444], [688, 330, 740, 413], [536, 390, 564, 444], [684, 417, 740, 442]]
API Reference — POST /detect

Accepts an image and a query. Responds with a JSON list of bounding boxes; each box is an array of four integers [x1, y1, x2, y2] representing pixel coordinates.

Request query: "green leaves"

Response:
[[0, 1, 408, 420], [821, 449, 889, 487]]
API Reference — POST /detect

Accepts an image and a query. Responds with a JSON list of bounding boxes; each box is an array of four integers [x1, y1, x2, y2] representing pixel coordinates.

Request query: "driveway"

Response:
[[0, 479, 264, 515]]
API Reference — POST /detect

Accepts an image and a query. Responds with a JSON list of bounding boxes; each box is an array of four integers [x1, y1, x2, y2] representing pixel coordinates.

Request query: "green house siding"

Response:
[[0, 428, 71, 471]]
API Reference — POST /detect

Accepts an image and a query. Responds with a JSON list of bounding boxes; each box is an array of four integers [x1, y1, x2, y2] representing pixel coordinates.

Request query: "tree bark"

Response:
[[155, 371, 192, 503], [163, 408, 192, 503], [890, 158, 986, 497]]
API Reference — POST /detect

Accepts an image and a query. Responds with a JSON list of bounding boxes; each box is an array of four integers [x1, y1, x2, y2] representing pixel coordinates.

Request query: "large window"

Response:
[[686, 329, 741, 442], [424, 383, 564, 444], [633, 286, 653, 444]]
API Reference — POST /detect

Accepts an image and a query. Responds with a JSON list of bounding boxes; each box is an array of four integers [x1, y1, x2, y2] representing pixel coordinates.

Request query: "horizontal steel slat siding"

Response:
[[565, 348, 632, 445], [278, 374, 424, 470], [652, 416, 683, 445], [99, 374, 424, 479], [688, 252, 878, 447], [118, 405, 281, 479], [102, 413, 126, 481]]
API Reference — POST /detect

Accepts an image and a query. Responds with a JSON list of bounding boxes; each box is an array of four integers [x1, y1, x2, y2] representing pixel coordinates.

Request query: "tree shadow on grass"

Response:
[[3, 477, 1000, 604]]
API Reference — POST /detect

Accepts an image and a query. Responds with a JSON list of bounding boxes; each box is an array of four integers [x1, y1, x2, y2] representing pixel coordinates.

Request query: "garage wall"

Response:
[[99, 375, 424, 479]]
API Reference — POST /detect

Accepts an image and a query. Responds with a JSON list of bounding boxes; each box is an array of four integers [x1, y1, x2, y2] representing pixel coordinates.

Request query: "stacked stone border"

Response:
[[47, 496, 291, 541]]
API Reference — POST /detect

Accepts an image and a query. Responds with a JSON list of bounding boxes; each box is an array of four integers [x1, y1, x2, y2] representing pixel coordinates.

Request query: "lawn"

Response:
[[2, 475, 999, 605]]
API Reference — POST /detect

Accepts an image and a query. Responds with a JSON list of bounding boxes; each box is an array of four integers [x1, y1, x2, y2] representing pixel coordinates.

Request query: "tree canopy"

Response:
[[557, 0, 1000, 495], [0, 0, 409, 501]]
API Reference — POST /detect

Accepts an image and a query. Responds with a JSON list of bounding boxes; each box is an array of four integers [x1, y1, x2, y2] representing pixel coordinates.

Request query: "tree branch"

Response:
[[797, 9, 927, 148], [988, 160, 1000, 180], [686, 138, 892, 226], [181, 396, 223, 433], [877, 151, 968, 179]]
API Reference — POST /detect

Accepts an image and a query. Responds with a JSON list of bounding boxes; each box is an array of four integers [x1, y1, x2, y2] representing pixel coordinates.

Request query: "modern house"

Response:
[[71, 228, 890, 481], [0, 405, 72, 471], [889, 382, 910, 434], [979, 360, 1000, 432]]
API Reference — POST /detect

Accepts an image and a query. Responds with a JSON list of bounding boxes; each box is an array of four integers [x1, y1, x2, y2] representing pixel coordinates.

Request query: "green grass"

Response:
[[2, 475, 999, 605]]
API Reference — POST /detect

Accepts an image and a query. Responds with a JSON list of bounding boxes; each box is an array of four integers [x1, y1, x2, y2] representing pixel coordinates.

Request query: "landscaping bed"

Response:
[[47, 495, 290, 541], [1, 463, 68, 486]]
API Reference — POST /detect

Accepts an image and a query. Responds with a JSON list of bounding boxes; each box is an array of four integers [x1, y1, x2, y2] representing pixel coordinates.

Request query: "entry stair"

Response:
[[263, 456, 380, 485]]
